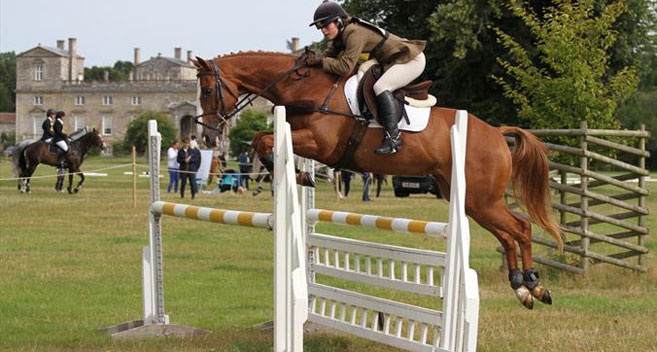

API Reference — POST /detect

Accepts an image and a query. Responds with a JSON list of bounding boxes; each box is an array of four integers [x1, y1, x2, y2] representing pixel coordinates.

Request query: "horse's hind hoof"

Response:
[[297, 171, 315, 188], [515, 286, 534, 309], [74, 188, 79, 194], [531, 286, 552, 305], [67, 188, 73, 194]]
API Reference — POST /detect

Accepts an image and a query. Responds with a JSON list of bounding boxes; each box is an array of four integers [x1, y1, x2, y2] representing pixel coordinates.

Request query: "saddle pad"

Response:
[[344, 75, 430, 132]]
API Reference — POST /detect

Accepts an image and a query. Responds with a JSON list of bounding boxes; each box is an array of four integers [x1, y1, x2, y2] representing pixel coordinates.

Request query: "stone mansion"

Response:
[[14, 38, 272, 153]]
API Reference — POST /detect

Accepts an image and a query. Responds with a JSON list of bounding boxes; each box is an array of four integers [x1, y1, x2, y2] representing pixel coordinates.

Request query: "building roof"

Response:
[[0, 113, 16, 124], [138, 55, 193, 68], [17, 45, 84, 59]]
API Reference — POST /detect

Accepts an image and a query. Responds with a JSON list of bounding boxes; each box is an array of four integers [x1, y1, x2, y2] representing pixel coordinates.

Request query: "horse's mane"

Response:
[[215, 51, 298, 61]]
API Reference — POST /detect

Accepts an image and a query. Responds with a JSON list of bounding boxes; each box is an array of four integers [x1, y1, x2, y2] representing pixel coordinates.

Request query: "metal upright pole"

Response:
[[579, 120, 589, 272]]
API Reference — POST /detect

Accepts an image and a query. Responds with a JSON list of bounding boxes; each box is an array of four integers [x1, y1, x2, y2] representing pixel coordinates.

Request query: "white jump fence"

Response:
[[104, 106, 479, 352]]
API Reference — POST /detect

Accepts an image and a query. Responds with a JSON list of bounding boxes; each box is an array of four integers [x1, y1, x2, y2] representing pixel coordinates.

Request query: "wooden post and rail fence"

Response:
[[505, 121, 650, 274]]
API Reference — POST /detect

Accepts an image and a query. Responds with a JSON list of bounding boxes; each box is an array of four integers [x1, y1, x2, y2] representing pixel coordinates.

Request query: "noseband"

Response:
[[194, 53, 310, 132]]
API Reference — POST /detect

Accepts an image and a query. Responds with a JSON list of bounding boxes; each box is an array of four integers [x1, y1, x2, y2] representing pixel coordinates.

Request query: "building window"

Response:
[[33, 116, 41, 136], [35, 65, 43, 81], [131, 96, 141, 106], [102, 96, 113, 105], [102, 116, 113, 136], [34, 96, 43, 105], [74, 116, 85, 131], [75, 96, 85, 105]]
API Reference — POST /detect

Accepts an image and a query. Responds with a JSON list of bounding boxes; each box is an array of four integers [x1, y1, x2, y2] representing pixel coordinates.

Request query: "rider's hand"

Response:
[[306, 50, 323, 67]]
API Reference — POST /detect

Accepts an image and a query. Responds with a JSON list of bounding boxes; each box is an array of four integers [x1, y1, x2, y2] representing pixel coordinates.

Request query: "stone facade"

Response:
[[15, 39, 272, 154], [0, 113, 15, 135]]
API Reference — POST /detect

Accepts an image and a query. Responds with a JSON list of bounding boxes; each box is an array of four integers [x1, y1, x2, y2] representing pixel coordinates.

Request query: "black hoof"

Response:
[[74, 188, 79, 194]]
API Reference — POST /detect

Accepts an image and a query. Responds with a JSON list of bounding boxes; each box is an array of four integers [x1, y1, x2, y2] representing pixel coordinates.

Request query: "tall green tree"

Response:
[[120, 111, 177, 154], [0, 51, 16, 112], [494, 0, 638, 130], [227, 109, 271, 158]]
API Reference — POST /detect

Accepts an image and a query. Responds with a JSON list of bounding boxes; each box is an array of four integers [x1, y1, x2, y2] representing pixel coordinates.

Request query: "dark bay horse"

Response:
[[13, 128, 106, 194], [192, 52, 562, 309]]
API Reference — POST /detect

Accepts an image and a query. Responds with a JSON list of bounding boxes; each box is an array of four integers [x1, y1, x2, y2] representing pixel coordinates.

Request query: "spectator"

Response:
[[167, 140, 180, 193], [340, 169, 353, 197], [190, 135, 200, 149], [362, 172, 373, 202], [238, 150, 251, 190], [177, 137, 200, 199], [374, 173, 387, 197]]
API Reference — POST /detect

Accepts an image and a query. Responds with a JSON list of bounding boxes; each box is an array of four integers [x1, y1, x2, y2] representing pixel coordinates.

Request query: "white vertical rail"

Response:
[[143, 120, 168, 325], [273, 106, 307, 352]]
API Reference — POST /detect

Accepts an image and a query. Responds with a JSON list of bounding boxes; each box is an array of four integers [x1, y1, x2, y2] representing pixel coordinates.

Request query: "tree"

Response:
[[227, 109, 271, 157], [120, 111, 177, 154], [493, 0, 638, 131], [84, 60, 134, 81], [0, 51, 16, 112]]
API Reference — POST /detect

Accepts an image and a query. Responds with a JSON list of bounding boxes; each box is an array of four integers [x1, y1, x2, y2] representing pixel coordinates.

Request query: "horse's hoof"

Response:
[[74, 188, 79, 194], [67, 188, 73, 194], [515, 286, 534, 309], [531, 286, 552, 305], [302, 172, 315, 187]]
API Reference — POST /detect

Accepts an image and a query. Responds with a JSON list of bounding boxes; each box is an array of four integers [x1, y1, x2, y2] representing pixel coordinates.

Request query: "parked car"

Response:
[[392, 175, 442, 198]]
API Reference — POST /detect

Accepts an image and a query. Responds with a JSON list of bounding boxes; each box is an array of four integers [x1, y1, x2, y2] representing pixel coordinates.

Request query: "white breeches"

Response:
[[56, 140, 68, 152], [373, 52, 426, 96]]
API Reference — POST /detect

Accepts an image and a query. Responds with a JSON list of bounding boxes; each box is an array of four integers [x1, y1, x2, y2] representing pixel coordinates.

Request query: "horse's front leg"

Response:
[[74, 169, 85, 193], [66, 168, 75, 194], [252, 129, 320, 187]]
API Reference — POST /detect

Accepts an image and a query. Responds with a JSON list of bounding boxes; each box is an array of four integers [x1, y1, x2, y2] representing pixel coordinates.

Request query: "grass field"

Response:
[[1, 155, 655, 352]]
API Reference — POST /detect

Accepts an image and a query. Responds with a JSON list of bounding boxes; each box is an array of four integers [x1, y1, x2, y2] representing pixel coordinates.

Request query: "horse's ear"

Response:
[[191, 57, 200, 68], [195, 56, 212, 71]]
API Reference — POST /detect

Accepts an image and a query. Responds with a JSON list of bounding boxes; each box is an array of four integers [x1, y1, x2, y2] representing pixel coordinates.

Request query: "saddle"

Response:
[[356, 60, 436, 123]]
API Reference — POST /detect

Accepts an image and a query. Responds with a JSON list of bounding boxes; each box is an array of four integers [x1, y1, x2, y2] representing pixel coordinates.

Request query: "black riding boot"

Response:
[[57, 149, 68, 169], [374, 91, 402, 155]]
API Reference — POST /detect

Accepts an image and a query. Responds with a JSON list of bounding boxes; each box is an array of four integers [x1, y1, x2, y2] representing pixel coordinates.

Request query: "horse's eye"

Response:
[[203, 88, 212, 96]]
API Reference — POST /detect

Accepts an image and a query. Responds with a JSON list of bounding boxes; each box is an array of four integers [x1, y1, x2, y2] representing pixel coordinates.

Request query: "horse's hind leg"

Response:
[[471, 200, 552, 309], [67, 168, 74, 194]]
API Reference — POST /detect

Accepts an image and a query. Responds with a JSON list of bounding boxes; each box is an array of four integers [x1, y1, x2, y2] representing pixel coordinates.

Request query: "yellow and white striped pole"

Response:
[[150, 201, 273, 229], [306, 209, 447, 237]]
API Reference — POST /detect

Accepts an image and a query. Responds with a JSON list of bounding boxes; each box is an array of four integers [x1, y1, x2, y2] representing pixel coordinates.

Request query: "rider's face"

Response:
[[321, 22, 339, 40]]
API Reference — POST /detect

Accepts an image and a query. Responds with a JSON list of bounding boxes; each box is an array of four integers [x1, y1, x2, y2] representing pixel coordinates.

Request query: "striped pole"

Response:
[[307, 209, 447, 237], [151, 201, 273, 229]]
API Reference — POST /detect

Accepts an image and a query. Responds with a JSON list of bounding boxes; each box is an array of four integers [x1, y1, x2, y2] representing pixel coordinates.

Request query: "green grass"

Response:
[[0, 156, 655, 351]]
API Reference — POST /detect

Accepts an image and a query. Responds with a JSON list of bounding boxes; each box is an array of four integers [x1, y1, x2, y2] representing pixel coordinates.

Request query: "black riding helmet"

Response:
[[309, 0, 349, 29], [46, 108, 56, 117]]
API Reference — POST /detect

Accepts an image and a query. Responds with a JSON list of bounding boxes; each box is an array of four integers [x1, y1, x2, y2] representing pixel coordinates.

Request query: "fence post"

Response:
[[132, 146, 137, 208], [638, 124, 646, 266], [579, 120, 589, 272]]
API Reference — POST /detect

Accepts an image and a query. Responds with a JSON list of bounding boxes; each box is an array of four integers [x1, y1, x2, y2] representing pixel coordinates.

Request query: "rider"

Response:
[[41, 108, 56, 143], [307, 0, 426, 155], [53, 110, 69, 168]]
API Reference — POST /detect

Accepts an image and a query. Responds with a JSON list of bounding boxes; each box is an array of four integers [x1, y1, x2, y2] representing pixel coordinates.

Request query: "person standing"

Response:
[[361, 172, 373, 202], [177, 137, 199, 199], [53, 111, 69, 168], [238, 149, 251, 190], [167, 140, 180, 193], [340, 169, 353, 197], [41, 109, 56, 143]]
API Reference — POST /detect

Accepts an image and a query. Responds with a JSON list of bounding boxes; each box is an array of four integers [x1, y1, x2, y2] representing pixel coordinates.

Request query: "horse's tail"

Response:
[[11, 140, 32, 177], [499, 126, 563, 252]]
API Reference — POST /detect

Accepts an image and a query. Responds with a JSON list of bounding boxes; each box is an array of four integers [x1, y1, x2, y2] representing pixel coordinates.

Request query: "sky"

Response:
[[0, 0, 325, 66]]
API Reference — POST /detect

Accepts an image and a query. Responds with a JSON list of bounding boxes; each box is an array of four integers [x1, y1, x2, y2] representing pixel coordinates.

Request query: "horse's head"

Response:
[[191, 56, 240, 147], [90, 128, 106, 151]]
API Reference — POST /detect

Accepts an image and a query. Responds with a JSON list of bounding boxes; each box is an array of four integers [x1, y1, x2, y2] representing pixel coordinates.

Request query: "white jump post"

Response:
[[103, 107, 307, 351]]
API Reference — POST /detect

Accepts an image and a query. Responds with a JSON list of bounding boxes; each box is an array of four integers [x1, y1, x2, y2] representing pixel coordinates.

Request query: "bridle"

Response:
[[194, 54, 310, 132]]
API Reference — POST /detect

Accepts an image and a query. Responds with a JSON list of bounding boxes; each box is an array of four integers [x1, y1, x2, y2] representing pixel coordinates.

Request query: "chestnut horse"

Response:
[[192, 52, 562, 309]]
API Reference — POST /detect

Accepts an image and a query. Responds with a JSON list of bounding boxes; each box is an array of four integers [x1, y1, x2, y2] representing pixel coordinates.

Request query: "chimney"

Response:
[[187, 50, 192, 63], [68, 38, 77, 81], [57, 40, 65, 50], [174, 47, 181, 60], [291, 37, 300, 52], [134, 48, 140, 65], [103, 70, 109, 81]]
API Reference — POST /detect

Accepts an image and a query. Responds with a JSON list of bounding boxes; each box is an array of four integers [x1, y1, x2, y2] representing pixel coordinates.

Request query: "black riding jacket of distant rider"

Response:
[[52, 118, 68, 143], [41, 118, 55, 141]]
